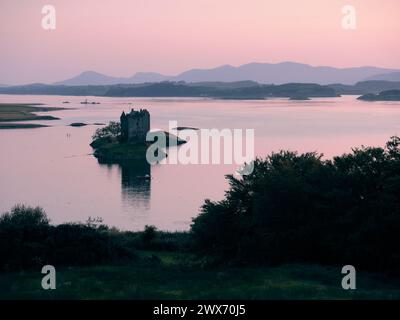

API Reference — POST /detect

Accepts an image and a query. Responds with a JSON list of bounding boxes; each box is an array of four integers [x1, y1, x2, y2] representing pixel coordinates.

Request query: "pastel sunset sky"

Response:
[[0, 0, 399, 84]]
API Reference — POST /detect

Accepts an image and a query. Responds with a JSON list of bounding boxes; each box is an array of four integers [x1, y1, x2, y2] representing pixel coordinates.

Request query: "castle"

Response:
[[120, 109, 150, 143]]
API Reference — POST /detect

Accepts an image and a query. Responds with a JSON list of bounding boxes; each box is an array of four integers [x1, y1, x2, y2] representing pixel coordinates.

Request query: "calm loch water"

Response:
[[1, 94, 400, 231]]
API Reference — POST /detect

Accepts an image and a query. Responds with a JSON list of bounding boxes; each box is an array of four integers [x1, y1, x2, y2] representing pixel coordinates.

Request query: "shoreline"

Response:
[[0, 103, 63, 129]]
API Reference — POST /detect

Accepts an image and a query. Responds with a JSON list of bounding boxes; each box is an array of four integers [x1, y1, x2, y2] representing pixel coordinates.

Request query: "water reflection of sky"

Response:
[[1, 95, 400, 231]]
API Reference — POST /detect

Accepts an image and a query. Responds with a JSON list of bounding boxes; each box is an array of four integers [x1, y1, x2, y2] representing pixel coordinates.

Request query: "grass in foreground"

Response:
[[0, 103, 61, 124], [1, 251, 400, 300]]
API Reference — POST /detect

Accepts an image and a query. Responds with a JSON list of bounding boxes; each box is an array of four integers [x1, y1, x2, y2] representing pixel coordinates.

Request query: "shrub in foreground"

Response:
[[0, 205, 135, 271], [191, 137, 400, 274]]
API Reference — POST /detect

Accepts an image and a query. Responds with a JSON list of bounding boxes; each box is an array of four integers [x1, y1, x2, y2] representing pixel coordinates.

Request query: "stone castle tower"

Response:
[[120, 109, 150, 143]]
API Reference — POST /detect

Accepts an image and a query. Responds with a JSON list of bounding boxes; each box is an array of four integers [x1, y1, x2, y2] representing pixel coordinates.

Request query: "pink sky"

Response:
[[0, 0, 399, 84]]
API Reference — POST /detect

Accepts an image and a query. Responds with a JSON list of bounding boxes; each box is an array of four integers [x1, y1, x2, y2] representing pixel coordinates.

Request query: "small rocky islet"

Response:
[[358, 90, 400, 101], [90, 108, 186, 161]]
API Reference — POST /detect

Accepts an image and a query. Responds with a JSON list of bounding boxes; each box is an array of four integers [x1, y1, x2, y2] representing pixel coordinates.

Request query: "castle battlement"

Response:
[[120, 108, 150, 143]]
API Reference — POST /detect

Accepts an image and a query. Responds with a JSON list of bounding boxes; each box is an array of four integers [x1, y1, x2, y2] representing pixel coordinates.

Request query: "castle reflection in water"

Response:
[[97, 158, 151, 211]]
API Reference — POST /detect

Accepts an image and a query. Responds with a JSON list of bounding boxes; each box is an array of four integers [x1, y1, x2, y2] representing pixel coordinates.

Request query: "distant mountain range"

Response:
[[2, 61, 400, 98], [54, 62, 400, 86]]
